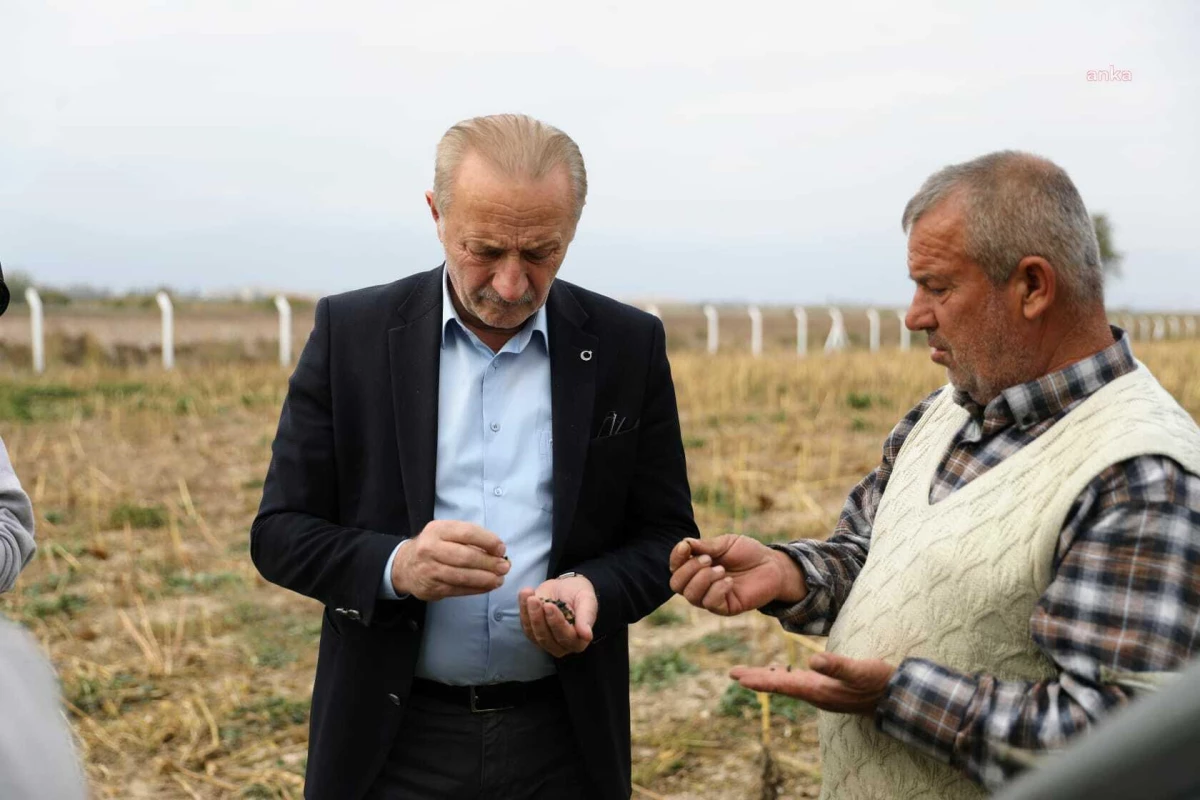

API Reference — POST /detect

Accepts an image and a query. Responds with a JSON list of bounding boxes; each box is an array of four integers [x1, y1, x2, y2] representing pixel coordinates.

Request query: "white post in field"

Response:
[[1168, 316, 1181, 339], [25, 288, 45, 374], [1153, 316, 1166, 341], [793, 307, 807, 358], [1138, 318, 1151, 342], [1121, 315, 1135, 337], [748, 306, 763, 358], [897, 310, 911, 351], [866, 308, 880, 353], [645, 304, 661, 319], [824, 307, 848, 353], [275, 294, 293, 367], [1186, 317, 1197, 339], [702, 304, 719, 355], [155, 291, 174, 370]]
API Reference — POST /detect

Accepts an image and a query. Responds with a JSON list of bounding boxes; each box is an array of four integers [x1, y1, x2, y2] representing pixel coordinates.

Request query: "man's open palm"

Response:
[[731, 653, 895, 716]]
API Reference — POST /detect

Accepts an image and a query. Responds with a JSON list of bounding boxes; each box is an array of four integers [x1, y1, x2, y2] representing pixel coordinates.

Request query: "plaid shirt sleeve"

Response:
[[877, 455, 1200, 790], [760, 389, 943, 634]]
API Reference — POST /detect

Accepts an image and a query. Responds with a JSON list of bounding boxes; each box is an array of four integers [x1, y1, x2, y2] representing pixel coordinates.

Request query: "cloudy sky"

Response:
[[2, 1, 1197, 309]]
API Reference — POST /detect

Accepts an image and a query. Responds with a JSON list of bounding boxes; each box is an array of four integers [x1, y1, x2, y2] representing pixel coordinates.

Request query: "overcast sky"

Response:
[[2, 1, 1197, 309]]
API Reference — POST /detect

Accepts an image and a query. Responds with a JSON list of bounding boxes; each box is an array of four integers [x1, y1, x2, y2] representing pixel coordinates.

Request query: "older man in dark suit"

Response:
[[251, 113, 698, 800]]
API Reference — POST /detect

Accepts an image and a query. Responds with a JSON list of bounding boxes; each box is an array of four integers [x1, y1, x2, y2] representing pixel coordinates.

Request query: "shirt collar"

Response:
[[440, 266, 549, 354], [954, 325, 1136, 433]]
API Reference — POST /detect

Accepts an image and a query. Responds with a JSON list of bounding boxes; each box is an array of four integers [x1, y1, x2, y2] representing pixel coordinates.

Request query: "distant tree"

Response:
[[38, 288, 72, 306], [0, 271, 76, 305], [60, 282, 113, 301], [1092, 213, 1122, 278], [2, 270, 34, 304]]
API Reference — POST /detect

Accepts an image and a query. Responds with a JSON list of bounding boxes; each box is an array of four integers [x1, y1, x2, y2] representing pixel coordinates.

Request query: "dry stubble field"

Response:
[[1, 331, 1198, 800]]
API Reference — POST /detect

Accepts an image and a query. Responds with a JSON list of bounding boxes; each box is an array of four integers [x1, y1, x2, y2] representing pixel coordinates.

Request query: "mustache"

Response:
[[474, 286, 535, 308]]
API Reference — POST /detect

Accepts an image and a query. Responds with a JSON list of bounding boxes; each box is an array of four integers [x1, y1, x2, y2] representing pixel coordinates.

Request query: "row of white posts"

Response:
[[656, 305, 1197, 358], [10, 289, 1200, 372], [17, 288, 295, 373], [690, 305, 908, 357]]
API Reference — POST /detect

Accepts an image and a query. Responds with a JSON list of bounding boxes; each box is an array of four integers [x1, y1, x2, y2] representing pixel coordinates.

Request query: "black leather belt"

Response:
[[410, 676, 559, 713]]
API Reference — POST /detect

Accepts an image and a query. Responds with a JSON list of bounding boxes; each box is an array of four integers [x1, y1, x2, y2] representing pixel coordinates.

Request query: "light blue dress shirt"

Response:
[[379, 269, 556, 685]]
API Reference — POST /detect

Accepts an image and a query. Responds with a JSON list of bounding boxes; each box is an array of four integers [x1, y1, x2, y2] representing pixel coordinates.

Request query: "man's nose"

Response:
[[905, 291, 933, 332], [491, 258, 529, 303]]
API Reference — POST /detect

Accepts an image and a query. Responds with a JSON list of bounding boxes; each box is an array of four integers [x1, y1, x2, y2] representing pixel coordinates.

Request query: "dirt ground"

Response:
[[0, 339, 1196, 798]]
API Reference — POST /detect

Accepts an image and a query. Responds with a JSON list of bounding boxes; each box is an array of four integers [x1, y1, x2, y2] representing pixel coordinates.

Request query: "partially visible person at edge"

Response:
[[0, 265, 89, 800], [251, 114, 698, 799], [1, 267, 37, 592], [669, 151, 1200, 798]]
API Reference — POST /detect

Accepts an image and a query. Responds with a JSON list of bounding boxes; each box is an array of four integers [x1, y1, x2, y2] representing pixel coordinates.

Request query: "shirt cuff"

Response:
[[378, 540, 411, 600], [758, 543, 834, 634], [876, 657, 979, 767]]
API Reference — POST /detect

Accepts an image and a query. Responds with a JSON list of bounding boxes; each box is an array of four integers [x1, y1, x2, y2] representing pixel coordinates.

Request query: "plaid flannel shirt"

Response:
[[766, 328, 1200, 790]]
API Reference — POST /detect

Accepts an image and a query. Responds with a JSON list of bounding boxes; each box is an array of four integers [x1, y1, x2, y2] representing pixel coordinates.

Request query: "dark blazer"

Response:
[[251, 266, 699, 800]]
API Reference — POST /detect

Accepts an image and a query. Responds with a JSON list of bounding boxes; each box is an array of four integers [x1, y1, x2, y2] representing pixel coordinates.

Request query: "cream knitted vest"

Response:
[[818, 366, 1200, 800]]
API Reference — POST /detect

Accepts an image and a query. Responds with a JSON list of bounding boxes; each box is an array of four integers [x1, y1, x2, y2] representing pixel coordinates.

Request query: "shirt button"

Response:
[[387, 693, 401, 706], [494, 487, 504, 497], [490, 422, 501, 432], [493, 609, 504, 621]]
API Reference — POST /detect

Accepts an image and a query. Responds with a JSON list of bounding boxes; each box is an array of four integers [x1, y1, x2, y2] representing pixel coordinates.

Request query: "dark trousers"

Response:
[[364, 685, 592, 799]]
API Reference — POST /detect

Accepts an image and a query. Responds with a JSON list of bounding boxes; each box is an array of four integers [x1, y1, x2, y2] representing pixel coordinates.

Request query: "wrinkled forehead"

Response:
[[449, 196, 576, 253], [908, 193, 968, 245], [907, 199, 971, 273]]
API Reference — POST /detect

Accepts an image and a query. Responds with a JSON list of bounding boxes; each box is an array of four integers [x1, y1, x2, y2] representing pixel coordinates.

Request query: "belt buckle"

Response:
[[469, 685, 514, 714]]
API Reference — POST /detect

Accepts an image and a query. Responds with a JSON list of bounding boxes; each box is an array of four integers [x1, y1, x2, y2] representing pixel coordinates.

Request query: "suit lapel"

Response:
[[547, 283, 598, 575], [388, 267, 443, 535]]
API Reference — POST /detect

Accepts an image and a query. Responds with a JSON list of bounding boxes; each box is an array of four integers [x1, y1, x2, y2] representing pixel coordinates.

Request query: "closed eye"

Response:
[[522, 249, 555, 263], [913, 279, 948, 298]]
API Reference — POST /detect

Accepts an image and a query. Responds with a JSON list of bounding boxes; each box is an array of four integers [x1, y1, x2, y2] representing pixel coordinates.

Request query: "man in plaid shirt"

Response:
[[670, 151, 1200, 795]]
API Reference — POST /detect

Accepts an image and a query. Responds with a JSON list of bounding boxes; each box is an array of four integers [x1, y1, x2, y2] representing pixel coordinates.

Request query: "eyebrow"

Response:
[[909, 271, 944, 285], [464, 238, 561, 250]]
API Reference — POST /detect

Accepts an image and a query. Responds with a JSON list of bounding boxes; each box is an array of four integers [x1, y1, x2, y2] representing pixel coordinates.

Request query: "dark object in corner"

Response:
[[0, 260, 10, 317], [994, 656, 1200, 800]]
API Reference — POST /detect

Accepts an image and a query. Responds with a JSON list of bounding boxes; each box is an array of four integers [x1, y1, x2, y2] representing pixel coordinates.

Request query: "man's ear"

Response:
[[425, 191, 444, 243], [1014, 256, 1056, 321]]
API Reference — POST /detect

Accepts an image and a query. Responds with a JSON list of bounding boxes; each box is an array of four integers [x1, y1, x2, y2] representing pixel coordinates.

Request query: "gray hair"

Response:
[[901, 150, 1104, 307], [433, 114, 588, 223]]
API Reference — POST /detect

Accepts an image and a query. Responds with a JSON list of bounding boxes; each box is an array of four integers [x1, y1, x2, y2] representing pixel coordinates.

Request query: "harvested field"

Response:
[[0, 333, 1197, 798]]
